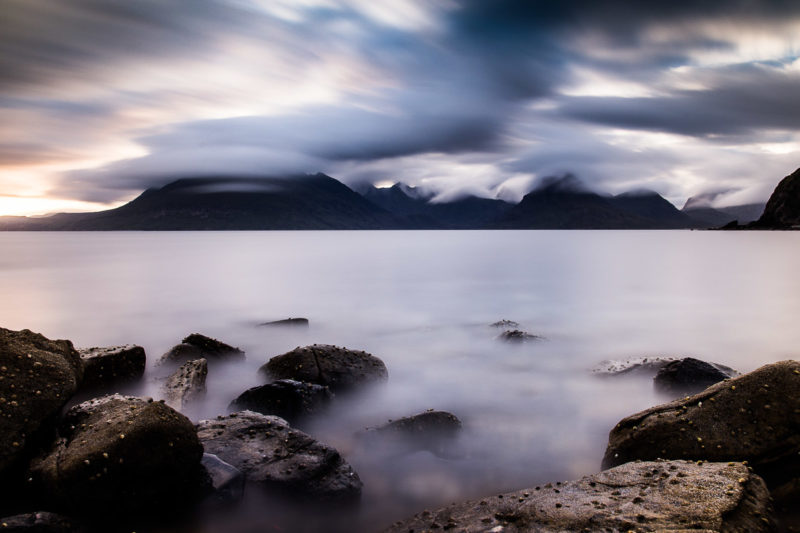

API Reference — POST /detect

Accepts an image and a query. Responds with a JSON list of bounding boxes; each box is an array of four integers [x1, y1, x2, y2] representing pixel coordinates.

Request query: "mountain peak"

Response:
[[533, 174, 592, 194]]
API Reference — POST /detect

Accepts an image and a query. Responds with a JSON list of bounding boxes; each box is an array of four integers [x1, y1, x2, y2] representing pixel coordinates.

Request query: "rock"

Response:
[[489, 319, 519, 329], [261, 344, 388, 393], [29, 394, 206, 518], [752, 167, 800, 229], [591, 356, 676, 377], [228, 379, 332, 425], [201, 453, 245, 505], [259, 318, 309, 327], [0, 328, 83, 477], [158, 333, 244, 366], [0, 512, 81, 532], [383, 460, 775, 533], [78, 345, 145, 389], [653, 357, 738, 396], [496, 329, 541, 343], [163, 358, 207, 411], [603, 360, 800, 490], [360, 410, 462, 457], [197, 411, 362, 503]]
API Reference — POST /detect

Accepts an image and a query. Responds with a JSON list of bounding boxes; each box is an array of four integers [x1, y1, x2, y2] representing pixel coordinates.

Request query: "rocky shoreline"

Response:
[[1, 324, 797, 532]]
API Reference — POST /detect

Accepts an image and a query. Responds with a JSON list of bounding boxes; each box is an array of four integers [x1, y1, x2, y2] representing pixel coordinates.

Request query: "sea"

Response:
[[1, 230, 799, 531]]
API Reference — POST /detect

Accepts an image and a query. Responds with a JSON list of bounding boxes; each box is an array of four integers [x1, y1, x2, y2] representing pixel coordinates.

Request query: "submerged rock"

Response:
[[197, 411, 362, 503], [0, 328, 83, 477], [383, 460, 774, 533], [603, 360, 800, 490], [653, 357, 738, 396], [489, 319, 519, 329], [261, 344, 388, 393], [360, 410, 462, 457], [78, 345, 145, 390], [259, 318, 309, 328], [228, 379, 332, 424], [591, 356, 676, 377], [29, 394, 206, 518], [201, 453, 245, 505], [159, 333, 244, 366], [0, 512, 81, 533], [496, 329, 541, 343], [163, 358, 207, 411]]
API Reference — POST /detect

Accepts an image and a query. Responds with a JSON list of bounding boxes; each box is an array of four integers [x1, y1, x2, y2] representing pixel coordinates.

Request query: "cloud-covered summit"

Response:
[[2, 0, 799, 214]]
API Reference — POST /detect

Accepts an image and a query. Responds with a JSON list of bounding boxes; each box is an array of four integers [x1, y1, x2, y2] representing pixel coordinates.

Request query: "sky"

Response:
[[2, 0, 800, 216]]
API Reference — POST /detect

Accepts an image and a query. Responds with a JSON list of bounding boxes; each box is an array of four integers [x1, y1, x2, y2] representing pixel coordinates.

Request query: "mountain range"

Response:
[[1, 170, 792, 231]]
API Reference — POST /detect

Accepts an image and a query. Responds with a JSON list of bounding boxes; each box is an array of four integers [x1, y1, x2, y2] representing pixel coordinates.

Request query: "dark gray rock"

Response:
[[201, 453, 245, 505], [0, 328, 83, 477], [496, 329, 541, 343], [361, 410, 462, 457], [654, 357, 738, 396], [197, 411, 362, 503], [78, 345, 145, 389], [260, 344, 387, 393], [489, 319, 519, 329], [163, 358, 207, 411], [228, 379, 332, 424], [0, 512, 82, 533], [158, 333, 244, 366], [29, 394, 206, 518], [259, 318, 309, 328], [383, 460, 775, 533], [603, 360, 800, 490]]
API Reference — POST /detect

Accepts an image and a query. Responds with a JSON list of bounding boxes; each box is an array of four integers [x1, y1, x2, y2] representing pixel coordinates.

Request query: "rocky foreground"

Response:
[[1, 324, 798, 532]]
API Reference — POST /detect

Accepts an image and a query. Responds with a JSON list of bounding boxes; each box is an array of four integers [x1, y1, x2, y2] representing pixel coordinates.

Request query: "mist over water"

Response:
[[1, 230, 799, 531]]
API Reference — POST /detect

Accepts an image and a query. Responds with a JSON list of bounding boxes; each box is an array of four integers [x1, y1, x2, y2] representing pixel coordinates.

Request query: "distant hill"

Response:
[[0, 174, 399, 231], [491, 175, 696, 229], [362, 183, 512, 229], [681, 195, 765, 227], [751, 167, 800, 229]]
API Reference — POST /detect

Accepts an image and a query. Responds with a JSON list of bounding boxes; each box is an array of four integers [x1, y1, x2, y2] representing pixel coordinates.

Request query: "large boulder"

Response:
[[383, 460, 774, 532], [197, 411, 362, 503], [360, 410, 462, 457], [0, 328, 83, 477], [653, 357, 738, 396], [158, 333, 244, 366], [228, 379, 332, 425], [0, 512, 81, 533], [29, 394, 206, 518], [78, 345, 145, 390], [163, 358, 207, 411], [603, 360, 800, 490], [260, 344, 387, 393]]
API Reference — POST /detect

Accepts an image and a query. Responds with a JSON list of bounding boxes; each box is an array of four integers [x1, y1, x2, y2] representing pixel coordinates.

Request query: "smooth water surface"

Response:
[[1, 230, 799, 531]]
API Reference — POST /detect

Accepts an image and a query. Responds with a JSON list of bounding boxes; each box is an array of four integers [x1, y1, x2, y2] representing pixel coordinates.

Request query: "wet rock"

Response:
[[197, 411, 362, 503], [78, 345, 145, 390], [259, 318, 309, 328], [654, 357, 738, 396], [496, 329, 541, 343], [0, 512, 82, 533], [489, 319, 519, 329], [591, 356, 676, 377], [228, 379, 332, 425], [202, 453, 245, 505], [603, 360, 800, 490], [163, 358, 207, 411], [360, 410, 462, 457], [29, 394, 206, 518], [261, 344, 388, 393], [383, 460, 775, 533], [158, 333, 244, 366], [0, 328, 83, 477]]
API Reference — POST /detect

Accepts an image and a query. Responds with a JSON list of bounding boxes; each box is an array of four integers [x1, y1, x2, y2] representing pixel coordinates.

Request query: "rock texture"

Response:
[[159, 333, 244, 366], [383, 460, 774, 533], [78, 345, 145, 389], [197, 411, 362, 503], [201, 453, 244, 505], [29, 394, 206, 517], [229, 379, 332, 424], [753, 167, 800, 229], [0, 512, 81, 533], [603, 360, 800, 490], [162, 358, 207, 411], [0, 328, 83, 477], [653, 357, 737, 396], [261, 344, 388, 393], [361, 410, 462, 457]]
